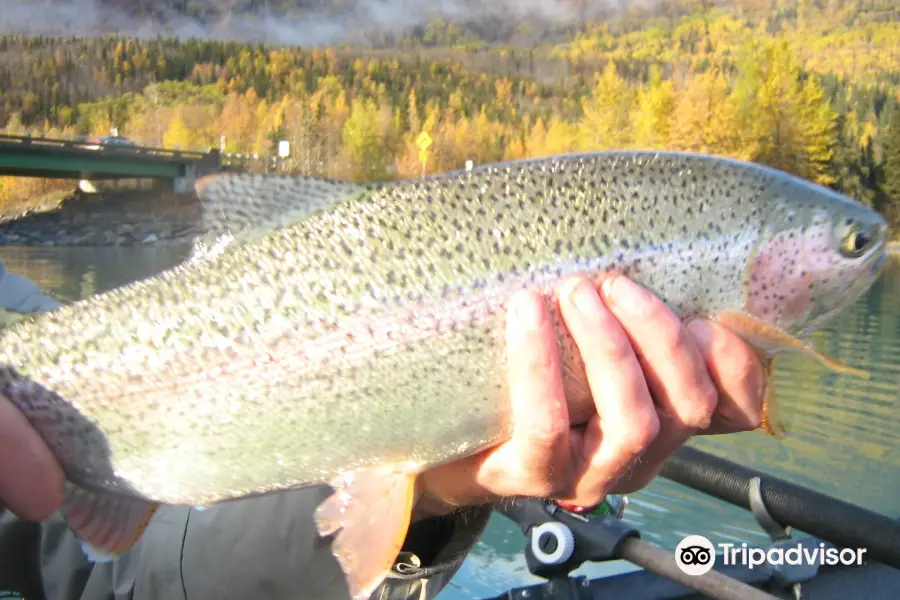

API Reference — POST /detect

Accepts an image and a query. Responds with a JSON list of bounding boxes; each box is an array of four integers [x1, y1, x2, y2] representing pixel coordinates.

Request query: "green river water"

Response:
[[0, 245, 897, 599]]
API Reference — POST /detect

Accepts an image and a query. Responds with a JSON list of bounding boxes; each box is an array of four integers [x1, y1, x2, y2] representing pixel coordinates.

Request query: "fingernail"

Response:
[[563, 278, 605, 322], [510, 290, 545, 332], [686, 319, 714, 350], [601, 276, 652, 315]]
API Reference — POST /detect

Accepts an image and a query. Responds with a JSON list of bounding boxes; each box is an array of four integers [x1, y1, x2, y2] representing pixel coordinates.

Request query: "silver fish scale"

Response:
[[0, 151, 882, 505]]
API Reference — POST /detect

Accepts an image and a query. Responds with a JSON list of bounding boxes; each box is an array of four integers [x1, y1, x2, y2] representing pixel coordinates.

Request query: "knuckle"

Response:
[[658, 317, 690, 354], [684, 382, 719, 429], [523, 422, 568, 451], [531, 481, 560, 499], [718, 343, 766, 407], [744, 406, 763, 430], [708, 324, 735, 357], [526, 470, 572, 499], [708, 326, 764, 390], [618, 409, 660, 455], [591, 328, 635, 364]]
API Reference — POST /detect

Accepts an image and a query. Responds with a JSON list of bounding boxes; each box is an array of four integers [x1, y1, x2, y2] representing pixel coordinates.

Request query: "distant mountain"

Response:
[[0, 0, 625, 47]]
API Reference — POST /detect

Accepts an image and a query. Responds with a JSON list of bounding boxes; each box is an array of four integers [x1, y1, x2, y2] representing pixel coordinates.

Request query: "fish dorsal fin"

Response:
[[190, 172, 366, 259]]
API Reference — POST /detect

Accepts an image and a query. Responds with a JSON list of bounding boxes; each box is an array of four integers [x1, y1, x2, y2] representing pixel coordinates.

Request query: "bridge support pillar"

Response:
[[173, 164, 198, 194]]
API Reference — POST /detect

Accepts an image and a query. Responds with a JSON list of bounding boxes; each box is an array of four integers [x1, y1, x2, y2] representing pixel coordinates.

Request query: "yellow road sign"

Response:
[[416, 132, 432, 151], [418, 148, 429, 165]]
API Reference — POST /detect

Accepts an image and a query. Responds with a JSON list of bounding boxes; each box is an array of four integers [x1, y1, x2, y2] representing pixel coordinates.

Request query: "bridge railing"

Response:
[[220, 153, 297, 174], [0, 129, 325, 174], [0, 130, 210, 161]]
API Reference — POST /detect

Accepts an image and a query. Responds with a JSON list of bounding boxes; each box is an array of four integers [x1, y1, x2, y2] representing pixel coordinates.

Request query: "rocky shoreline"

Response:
[[0, 190, 202, 247]]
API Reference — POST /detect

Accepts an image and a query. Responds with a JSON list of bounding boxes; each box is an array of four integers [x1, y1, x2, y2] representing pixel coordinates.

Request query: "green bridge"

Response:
[[0, 131, 225, 192]]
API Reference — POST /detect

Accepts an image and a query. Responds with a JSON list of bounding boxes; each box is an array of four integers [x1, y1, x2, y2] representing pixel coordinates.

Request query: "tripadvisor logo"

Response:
[[675, 534, 868, 576], [675, 535, 716, 575]]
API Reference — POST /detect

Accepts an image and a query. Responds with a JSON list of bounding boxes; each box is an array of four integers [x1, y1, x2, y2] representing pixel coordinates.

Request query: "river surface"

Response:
[[1, 245, 898, 599]]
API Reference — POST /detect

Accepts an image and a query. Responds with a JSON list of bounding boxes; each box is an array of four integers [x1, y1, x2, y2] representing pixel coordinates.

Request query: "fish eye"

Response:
[[839, 221, 871, 258]]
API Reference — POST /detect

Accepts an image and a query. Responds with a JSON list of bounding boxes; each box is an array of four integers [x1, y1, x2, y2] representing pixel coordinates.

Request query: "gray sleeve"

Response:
[[3, 485, 490, 600], [0, 272, 63, 313], [0, 263, 64, 327], [176, 485, 491, 600]]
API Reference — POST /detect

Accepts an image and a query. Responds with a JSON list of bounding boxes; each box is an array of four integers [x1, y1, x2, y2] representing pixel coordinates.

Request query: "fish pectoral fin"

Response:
[[192, 172, 366, 256], [62, 482, 158, 558], [714, 311, 870, 378], [756, 352, 786, 437], [713, 312, 870, 438], [315, 466, 419, 600]]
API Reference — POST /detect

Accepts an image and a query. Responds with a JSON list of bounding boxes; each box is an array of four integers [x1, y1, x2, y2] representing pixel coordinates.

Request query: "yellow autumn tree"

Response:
[[163, 108, 200, 149], [631, 65, 676, 149], [217, 90, 258, 154], [669, 69, 741, 157], [796, 73, 839, 186], [524, 117, 549, 157], [341, 97, 394, 182], [579, 61, 634, 150]]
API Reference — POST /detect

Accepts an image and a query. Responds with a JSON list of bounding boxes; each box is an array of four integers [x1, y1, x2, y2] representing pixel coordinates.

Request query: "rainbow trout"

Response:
[[0, 151, 888, 598]]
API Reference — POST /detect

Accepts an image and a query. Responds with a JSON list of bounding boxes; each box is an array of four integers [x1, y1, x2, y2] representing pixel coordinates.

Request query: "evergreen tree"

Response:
[[882, 109, 900, 210]]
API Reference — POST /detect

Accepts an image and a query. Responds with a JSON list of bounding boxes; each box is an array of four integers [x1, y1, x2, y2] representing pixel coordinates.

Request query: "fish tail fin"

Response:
[[315, 465, 420, 600], [63, 483, 158, 559]]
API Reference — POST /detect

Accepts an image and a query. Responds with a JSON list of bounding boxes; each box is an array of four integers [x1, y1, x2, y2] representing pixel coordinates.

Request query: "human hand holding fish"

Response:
[[416, 273, 764, 516]]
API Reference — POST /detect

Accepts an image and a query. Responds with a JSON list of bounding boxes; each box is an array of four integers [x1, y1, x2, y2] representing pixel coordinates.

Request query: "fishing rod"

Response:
[[659, 446, 900, 570], [486, 497, 780, 600], [480, 447, 900, 600]]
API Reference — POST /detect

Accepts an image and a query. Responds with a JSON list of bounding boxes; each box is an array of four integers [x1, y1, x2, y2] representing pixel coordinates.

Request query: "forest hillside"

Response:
[[0, 0, 898, 232]]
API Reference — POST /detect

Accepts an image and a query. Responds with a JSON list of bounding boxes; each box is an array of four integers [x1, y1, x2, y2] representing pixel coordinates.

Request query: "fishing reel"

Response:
[[495, 495, 637, 580]]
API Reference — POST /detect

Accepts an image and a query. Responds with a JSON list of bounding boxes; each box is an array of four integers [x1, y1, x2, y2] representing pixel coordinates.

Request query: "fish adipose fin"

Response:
[[62, 483, 158, 560], [191, 173, 367, 259], [714, 311, 870, 437], [315, 465, 419, 600]]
